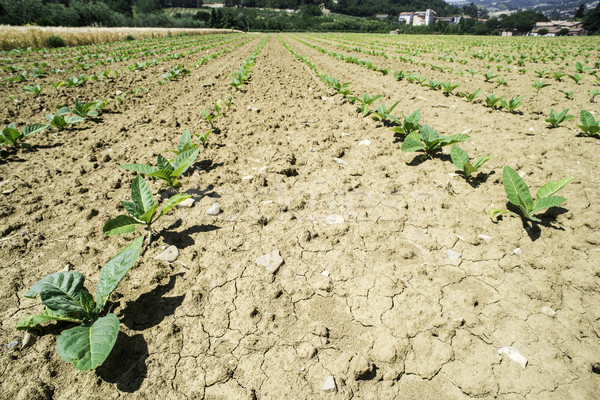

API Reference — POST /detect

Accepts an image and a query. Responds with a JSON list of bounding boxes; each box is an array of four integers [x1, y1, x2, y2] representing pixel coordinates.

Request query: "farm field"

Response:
[[1, 32, 599, 399]]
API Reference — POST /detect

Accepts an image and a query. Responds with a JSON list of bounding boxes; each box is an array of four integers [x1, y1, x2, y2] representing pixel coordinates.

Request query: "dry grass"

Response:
[[0, 26, 240, 51]]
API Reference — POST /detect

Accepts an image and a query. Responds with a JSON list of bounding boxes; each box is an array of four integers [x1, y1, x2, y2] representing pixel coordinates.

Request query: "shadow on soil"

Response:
[[96, 332, 148, 393], [120, 273, 184, 330], [163, 220, 220, 249]]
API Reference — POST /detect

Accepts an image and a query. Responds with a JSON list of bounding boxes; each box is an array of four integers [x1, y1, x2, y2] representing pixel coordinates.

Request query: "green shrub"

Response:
[[46, 35, 65, 48]]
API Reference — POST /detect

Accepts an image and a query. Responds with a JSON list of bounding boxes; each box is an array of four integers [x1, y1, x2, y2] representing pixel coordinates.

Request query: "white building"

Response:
[[398, 9, 437, 26]]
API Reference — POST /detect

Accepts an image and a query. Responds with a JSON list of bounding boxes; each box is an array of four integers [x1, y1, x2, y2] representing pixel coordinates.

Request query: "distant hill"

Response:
[[466, 0, 597, 17]]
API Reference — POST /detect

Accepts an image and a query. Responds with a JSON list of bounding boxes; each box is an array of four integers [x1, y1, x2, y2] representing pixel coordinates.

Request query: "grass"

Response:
[[0, 25, 239, 50]]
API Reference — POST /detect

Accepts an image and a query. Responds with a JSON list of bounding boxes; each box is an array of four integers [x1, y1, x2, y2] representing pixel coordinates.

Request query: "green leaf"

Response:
[[173, 148, 198, 173], [530, 195, 566, 214], [17, 308, 81, 330], [121, 200, 144, 219], [56, 314, 119, 371], [102, 215, 141, 236], [178, 129, 192, 152], [155, 193, 192, 222], [463, 163, 478, 177], [502, 166, 533, 211], [579, 110, 596, 127], [157, 154, 173, 172], [25, 271, 91, 317], [401, 132, 424, 152], [22, 124, 49, 138], [419, 124, 440, 144], [536, 177, 572, 199], [148, 169, 174, 183], [130, 175, 155, 214], [450, 145, 468, 170], [95, 236, 144, 312], [65, 115, 85, 124], [120, 163, 158, 175], [440, 134, 470, 147], [473, 155, 493, 169], [138, 203, 159, 224]]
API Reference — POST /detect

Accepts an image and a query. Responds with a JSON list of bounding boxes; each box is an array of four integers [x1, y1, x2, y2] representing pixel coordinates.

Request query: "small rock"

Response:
[[207, 203, 221, 216], [333, 158, 347, 165], [513, 248, 522, 256], [116, 90, 122, 95], [298, 342, 317, 359], [256, 250, 284, 274], [326, 214, 344, 224], [7, 340, 19, 349], [448, 249, 461, 260], [358, 140, 371, 146], [498, 346, 528, 369], [592, 363, 600, 374], [179, 198, 195, 207], [341, 132, 350, 137], [322, 376, 336, 392], [349, 355, 375, 380], [2, 188, 16, 195], [321, 270, 330, 277], [22, 331, 35, 349], [154, 245, 179, 262], [541, 306, 556, 317], [478, 234, 492, 243]]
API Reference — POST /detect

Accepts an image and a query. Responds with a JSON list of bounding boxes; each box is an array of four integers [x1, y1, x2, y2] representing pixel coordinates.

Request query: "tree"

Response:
[[135, 0, 160, 14], [537, 28, 548, 35], [574, 4, 586, 19], [583, 2, 600, 33]]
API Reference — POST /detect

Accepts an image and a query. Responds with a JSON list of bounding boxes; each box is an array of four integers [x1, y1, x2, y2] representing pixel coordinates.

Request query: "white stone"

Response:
[[478, 234, 492, 243], [322, 376, 336, 392], [179, 198, 195, 207], [321, 270, 330, 277], [498, 346, 528, 369], [155, 245, 179, 262], [333, 157, 348, 165], [207, 203, 221, 216], [448, 249, 461, 260], [358, 140, 371, 146], [326, 214, 344, 224], [541, 306, 556, 317], [513, 248, 522, 256], [256, 250, 284, 274]]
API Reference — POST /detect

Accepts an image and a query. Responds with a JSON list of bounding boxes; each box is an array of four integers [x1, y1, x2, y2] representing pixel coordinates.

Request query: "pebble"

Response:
[[206, 203, 221, 216], [513, 248, 522, 256], [321, 270, 330, 277], [326, 214, 344, 224], [333, 158, 348, 165], [154, 245, 179, 262], [116, 90, 122, 95], [22, 331, 34, 349], [7, 340, 19, 349], [478, 234, 492, 243], [498, 346, 528, 369], [256, 250, 284, 274], [358, 139, 371, 146], [448, 249, 461, 260], [179, 198, 195, 208], [2, 188, 16, 195], [541, 306, 556, 317], [322, 376, 337, 392]]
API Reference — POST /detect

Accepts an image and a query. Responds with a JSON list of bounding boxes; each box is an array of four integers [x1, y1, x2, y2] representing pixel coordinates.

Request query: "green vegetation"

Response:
[[450, 145, 492, 179]]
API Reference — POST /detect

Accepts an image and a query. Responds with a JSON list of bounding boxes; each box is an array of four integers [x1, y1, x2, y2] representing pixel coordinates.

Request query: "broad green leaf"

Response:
[[450, 145, 469, 170], [56, 314, 119, 371], [95, 236, 144, 311], [157, 154, 172, 172], [440, 134, 470, 147], [121, 200, 144, 219], [178, 129, 192, 152], [579, 110, 596, 127], [173, 148, 198, 172], [463, 163, 478, 177], [65, 115, 85, 124], [138, 203, 159, 224], [25, 271, 90, 317], [401, 132, 424, 152], [148, 169, 173, 183], [55, 107, 72, 116], [419, 124, 440, 143], [536, 177, 572, 199], [17, 308, 81, 330], [22, 124, 49, 138], [1, 127, 19, 144], [120, 163, 158, 175], [102, 215, 141, 236], [503, 166, 533, 211], [530, 195, 566, 214], [130, 175, 155, 214], [155, 193, 192, 221]]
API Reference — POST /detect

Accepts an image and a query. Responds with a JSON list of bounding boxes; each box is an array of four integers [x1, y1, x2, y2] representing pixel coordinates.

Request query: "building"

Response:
[[398, 9, 437, 26], [532, 21, 586, 36]]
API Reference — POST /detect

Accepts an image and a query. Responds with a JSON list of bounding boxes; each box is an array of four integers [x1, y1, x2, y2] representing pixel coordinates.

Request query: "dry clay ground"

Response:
[[0, 33, 599, 399]]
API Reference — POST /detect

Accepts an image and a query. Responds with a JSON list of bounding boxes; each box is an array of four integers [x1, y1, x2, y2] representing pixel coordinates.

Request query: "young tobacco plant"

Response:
[[352, 92, 383, 117], [499, 96, 524, 113], [577, 110, 600, 136], [545, 108, 574, 128], [589, 89, 599, 103], [401, 124, 469, 156], [17, 236, 144, 371], [371, 101, 400, 124], [450, 145, 492, 179], [58, 98, 101, 118], [1, 123, 49, 149], [465, 89, 482, 103], [532, 80, 551, 92], [558, 90, 574, 100], [489, 166, 571, 223], [120, 148, 199, 188], [102, 176, 191, 244], [24, 84, 44, 97], [391, 109, 421, 136], [46, 108, 85, 131], [441, 81, 461, 96]]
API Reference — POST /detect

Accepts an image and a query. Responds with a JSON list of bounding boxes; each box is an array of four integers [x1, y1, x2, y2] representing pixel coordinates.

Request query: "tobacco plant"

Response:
[[499, 96, 524, 113], [489, 166, 571, 223], [1, 123, 49, 149], [120, 148, 199, 187], [17, 236, 144, 371], [24, 84, 44, 97], [401, 125, 469, 156], [371, 101, 400, 124], [532, 80, 551, 92], [46, 110, 85, 131], [102, 176, 191, 244], [353, 92, 383, 117], [545, 109, 574, 128], [391, 109, 421, 136], [577, 110, 600, 136], [450, 145, 492, 179]]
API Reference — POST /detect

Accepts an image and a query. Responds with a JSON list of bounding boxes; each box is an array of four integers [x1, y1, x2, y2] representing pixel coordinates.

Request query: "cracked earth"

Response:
[[1, 33, 599, 399]]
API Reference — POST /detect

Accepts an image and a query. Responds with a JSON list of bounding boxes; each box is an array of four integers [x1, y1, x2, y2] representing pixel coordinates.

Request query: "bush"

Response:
[[125, 34, 135, 41], [538, 28, 549, 35], [46, 35, 66, 48]]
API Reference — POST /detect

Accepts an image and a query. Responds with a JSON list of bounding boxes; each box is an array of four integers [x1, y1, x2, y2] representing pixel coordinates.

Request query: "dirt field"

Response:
[[1, 33, 599, 399]]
